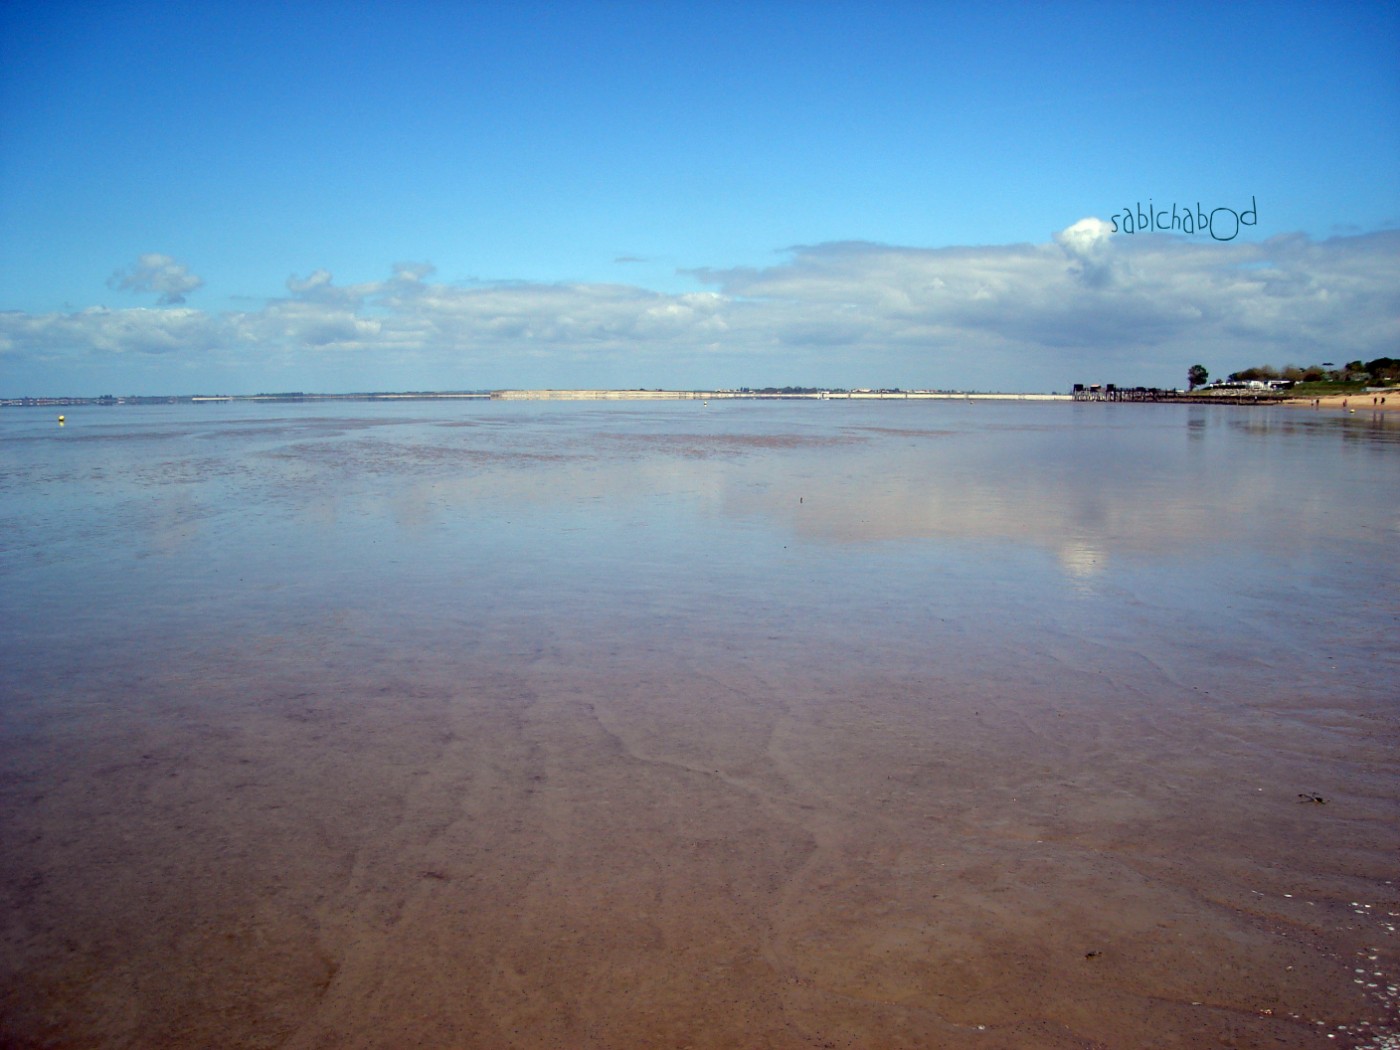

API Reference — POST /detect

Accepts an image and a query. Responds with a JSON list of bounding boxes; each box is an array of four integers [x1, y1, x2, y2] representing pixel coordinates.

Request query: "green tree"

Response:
[[1365, 357, 1399, 382], [1230, 365, 1282, 382], [1187, 364, 1209, 390]]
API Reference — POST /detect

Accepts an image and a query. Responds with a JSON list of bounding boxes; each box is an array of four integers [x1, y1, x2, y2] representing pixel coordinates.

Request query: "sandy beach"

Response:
[[4, 637, 1396, 1050], [1285, 391, 1400, 411]]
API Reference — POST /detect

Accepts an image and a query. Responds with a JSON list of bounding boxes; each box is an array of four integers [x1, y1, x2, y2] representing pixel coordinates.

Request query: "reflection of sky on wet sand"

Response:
[[5, 400, 1388, 568], [205, 400, 1393, 582], [6, 397, 1393, 705], [6, 399, 1396, 606]]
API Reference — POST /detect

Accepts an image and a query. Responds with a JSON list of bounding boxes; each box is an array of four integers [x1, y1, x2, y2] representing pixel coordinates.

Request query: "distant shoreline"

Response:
[[3, 389, 1073, 407], [5, 387, 1397, 409]]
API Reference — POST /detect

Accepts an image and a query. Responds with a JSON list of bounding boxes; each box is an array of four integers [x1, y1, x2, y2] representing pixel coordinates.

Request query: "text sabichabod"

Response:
[[1109, 196, 1257, 240]]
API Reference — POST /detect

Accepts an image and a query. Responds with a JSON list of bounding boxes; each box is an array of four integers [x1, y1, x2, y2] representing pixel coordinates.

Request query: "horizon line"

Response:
[[2, 386, 1091, 405]]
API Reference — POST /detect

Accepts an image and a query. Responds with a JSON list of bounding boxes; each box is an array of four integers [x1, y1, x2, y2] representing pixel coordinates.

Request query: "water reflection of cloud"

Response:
[[1057, 542, 1106, 579], [358, 430, 1255, 573], [216, 409, 1390, 582]]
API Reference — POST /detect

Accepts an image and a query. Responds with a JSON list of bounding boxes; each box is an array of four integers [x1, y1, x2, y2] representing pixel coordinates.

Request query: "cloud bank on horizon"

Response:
[[5, 223, 1396, 394], [2, 1, 1397, 395]]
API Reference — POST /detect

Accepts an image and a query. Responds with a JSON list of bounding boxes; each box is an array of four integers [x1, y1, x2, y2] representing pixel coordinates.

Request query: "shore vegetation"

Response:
[[1226, 357, 1398, 386], [1284, 379, 1371, 397]]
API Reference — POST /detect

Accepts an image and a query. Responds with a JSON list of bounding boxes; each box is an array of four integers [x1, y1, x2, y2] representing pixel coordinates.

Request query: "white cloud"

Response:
[[0, 306, 222, 357], [5, 226, 1398, 392], [286, 269, 334, 296], [106, 253, 205, 305], [1053, 217, 1118, 288], [689, 227, 1400, 384], [1054, 217, 1115, 256]]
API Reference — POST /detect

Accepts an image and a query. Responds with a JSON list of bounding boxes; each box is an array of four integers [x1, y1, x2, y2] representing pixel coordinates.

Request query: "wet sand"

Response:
[[2, 401, 1397, 1049], [4, 631, 1397, 1048]]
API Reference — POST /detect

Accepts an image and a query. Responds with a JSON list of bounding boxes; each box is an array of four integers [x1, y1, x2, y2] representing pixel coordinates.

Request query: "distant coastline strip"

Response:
[[7, 388, 1395, 408], [5, 390, 1074, 407], [488, 390, 1070, 401]]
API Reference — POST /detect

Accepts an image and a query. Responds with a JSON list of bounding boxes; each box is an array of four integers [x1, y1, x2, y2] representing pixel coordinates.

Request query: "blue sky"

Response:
[[2, 0, 1397, 395]]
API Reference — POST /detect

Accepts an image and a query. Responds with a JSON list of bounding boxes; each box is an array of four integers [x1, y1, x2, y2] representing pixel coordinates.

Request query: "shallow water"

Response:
[[2, 399, 1397, 1048]]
